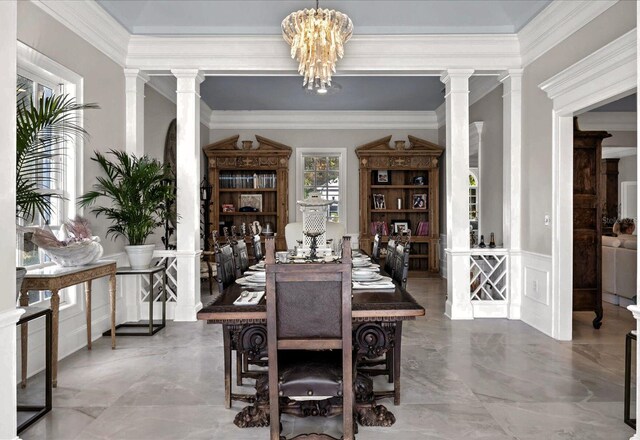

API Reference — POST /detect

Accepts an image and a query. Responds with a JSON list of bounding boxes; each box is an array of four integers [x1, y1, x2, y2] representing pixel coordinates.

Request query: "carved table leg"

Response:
[[393, 321, 402, 405], [223, 324, 233, 409], [19, 288, 29, 388], [50, 289, 60, 387], [85, 280, 92, 350]]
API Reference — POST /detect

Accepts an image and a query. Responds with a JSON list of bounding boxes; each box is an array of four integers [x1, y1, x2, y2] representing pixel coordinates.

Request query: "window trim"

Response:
[[295, 148, 347, 227], [17, 41, 85, 308]]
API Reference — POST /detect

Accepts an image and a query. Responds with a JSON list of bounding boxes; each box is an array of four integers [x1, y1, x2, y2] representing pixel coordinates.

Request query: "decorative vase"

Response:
[[44, 238, 104, 267], [125, 244, 156, 270]]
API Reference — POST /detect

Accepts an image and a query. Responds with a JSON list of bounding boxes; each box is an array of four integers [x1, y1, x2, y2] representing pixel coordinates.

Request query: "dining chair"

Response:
[[384, 235, 398, 274], [252, 233, 263, 262], [391, 242, 411, 290], [265, 236, 354, 440], [371, 233, 381, 262], [214, 242, 236, 293], [231, 237, 250, 278]]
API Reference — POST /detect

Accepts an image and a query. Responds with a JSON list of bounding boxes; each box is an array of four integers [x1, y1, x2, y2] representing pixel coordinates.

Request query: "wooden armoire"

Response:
[[573, 117, 611, 329]]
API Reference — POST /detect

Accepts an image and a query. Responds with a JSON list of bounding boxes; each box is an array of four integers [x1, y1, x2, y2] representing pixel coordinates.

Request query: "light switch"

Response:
[[544, 215, 550, 226]]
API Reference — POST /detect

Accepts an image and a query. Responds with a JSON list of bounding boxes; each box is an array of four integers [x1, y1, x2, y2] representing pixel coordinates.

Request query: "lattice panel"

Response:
[[141, 253, 178, 303], [469, 254, 507, 301], [302, 206, 328, 248]]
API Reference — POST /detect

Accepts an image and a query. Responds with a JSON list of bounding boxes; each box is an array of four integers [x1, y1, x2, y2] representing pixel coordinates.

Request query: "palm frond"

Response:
[[16, 89, 99, 222]]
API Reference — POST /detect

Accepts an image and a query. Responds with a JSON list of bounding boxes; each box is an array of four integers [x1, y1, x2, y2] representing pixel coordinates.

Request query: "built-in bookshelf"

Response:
[[356, 135, 443, 272], [203, 135, 292, 251]]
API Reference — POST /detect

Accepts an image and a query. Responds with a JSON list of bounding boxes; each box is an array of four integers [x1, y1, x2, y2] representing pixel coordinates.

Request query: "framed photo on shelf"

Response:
[[392, 220, 410, 234], [412, 193, 427, 209], [221, 204, 235, 212], [374, 170, 391, 185], [239, 194, 262, 212], [373, 194, 386, 210]]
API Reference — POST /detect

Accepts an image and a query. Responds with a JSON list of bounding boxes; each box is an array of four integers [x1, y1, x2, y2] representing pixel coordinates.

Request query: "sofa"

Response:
[[602, 234, 637, 306]]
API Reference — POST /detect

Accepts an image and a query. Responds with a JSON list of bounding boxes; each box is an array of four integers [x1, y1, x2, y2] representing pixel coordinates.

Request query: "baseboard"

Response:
[[602, 291, 620, 305], [620, 296, 635, 308]]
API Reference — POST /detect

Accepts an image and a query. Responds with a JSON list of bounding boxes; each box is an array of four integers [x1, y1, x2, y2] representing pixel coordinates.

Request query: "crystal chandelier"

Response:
[[282, 1, 353, 91]]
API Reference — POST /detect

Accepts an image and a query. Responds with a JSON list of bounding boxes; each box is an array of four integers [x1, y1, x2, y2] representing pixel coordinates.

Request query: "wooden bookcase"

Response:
[[203, 135, 292, 251], [356, 135, 443, 272]]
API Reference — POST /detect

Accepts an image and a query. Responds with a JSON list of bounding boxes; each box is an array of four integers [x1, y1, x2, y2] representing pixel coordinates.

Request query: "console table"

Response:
[[19, 261, 117, 387]]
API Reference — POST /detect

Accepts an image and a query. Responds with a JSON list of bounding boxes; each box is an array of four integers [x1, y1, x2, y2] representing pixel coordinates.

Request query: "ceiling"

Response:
[[199, 76, 447, 111], [97, 0, 551, 35]]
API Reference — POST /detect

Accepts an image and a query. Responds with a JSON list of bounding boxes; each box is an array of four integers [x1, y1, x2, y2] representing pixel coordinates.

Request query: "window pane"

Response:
[[304, 172, 315, 187], [304, 157, 315, 170], [315, 157, 327, 171], [328, 157, 339, 170], [315, 171, 328, 188], [17, 75, 34, 107]]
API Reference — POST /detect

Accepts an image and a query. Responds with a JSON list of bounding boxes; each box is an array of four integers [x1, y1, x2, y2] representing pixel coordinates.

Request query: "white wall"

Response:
[[208, 128, 439, 235], [521, 0, 636, 255], [470, 85, 504, 246], [619, 155, 638, 206], [16, 1, 129, 376]]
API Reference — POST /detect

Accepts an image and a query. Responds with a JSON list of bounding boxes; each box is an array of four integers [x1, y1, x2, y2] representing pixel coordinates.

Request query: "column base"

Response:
[[173, 302, 203, 322], [445, 250, 473, 320]]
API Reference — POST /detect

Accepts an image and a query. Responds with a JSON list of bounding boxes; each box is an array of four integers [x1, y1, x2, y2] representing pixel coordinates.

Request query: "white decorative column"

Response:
[[124, 68, 149, 156], [124, 68, 149, 323], [441, 69, 474, 320], [499, 69, 523, 320], [172, 69, 204, 321], [0, 2, 22, 438]]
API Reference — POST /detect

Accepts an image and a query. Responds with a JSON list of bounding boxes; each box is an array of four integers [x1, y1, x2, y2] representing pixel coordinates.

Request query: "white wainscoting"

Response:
[[520, 251, 553, 337]]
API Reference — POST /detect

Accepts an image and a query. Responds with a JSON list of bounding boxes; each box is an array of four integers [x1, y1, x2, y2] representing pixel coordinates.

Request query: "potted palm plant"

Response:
[[79, 150, 176, 269], [16, 87, 97, 296]]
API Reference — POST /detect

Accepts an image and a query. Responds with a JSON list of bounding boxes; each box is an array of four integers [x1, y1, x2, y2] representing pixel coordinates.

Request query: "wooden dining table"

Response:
[[196, 256, 425, 428]]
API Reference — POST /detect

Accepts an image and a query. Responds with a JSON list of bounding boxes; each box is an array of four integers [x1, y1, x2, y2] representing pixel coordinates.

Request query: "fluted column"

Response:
[[500, 69, 523, 320], [172, 69, 204, 321], [441, 69, 474, 320], [124, 68, 149, 157]]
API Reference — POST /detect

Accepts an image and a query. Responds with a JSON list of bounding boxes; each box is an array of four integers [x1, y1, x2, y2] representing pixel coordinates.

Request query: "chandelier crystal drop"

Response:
[[282, 4, 353, 90]]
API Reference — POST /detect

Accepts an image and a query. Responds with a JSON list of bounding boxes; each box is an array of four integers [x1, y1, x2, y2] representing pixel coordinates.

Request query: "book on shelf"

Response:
[[370, 221, 389, 236], [415, 221, 429, 236], [219, 173, 277, 189]]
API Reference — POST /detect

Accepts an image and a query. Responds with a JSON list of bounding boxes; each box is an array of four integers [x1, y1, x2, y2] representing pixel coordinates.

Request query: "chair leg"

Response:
[[236, 352, 243, 386]]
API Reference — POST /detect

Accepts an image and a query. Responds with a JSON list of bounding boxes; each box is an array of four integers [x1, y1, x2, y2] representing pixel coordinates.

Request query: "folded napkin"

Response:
[[352, 281, 396, 290], [233, 290, 265, 306]]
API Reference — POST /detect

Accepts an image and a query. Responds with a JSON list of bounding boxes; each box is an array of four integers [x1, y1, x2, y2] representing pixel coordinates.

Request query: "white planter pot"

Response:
[[125, 244, 156, 270]]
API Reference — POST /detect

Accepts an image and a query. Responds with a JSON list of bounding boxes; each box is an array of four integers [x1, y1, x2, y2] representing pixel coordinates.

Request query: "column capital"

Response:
[[123, 68, 149, 83], [171, 68, 205, 84], [498, 68, 523, 84], [440, 69, 474, 84]]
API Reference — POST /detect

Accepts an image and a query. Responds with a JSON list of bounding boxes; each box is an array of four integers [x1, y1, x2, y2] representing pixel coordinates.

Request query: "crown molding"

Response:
[[540, 29, 636, 114], [579, 112, 637, 131], [208, 111, 438, 130], [126, 34, 521, 72], [30, 0, 129, 67], [518, 0, 618, 67]]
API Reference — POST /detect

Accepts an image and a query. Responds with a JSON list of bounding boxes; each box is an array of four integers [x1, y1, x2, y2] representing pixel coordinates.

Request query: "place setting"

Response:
[[236, 270, 266, 288], [352, 268, 395, 290]]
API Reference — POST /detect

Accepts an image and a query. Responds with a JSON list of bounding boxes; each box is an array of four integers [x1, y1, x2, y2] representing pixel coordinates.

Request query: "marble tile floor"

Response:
[[19, 277, 637, 439]]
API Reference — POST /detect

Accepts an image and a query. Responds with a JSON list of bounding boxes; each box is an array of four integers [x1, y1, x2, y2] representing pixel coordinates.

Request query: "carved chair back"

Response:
[[391, 242, 411, 290], [265, 236, 354, 440], [214, 243, 236, 292], [231, 238, 250, 278], [371, 233, 381, 262], [384, 236, 397, 274], [252, 234, 263, 262]]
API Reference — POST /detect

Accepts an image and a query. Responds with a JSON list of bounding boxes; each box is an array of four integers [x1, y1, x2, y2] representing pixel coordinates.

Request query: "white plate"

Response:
[[352, 273, 383, 282], [236, 277, 265, 286], [248, 264, 265, 271], [353, 261, 372, 268], [246, 274, 266, 283]]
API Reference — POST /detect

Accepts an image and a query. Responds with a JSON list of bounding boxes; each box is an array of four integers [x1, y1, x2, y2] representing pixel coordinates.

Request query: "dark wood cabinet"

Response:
[[203, 135, 292, 251], [356, 136, 443, 272], [573, 117, 611, 329], [600, 158, 619, 235]]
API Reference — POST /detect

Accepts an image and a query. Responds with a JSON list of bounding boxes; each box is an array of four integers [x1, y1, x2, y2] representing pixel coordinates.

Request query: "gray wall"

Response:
[[619, 155, 637, 206], [208, 128, 440, 235], [18, 1, 126, 256], [470, 85, 504, 246], [520, 0, 636, 255]]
